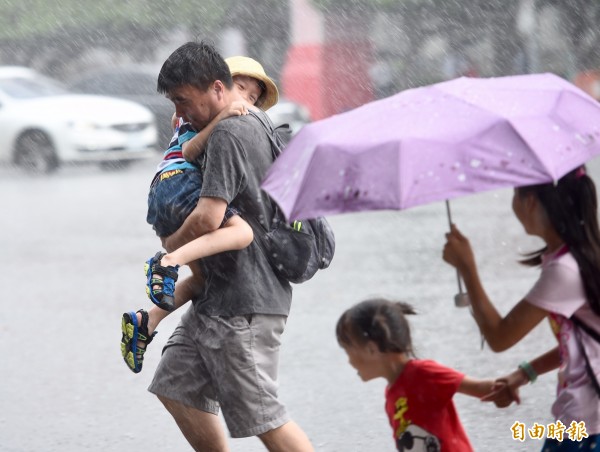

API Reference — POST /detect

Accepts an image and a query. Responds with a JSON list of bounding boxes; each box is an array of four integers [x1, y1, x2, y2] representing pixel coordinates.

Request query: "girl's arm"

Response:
[[443, 224, 548, 352], [458, 376, 495, 399], [160, 215, 253, 268], [181, 101, 249, 162], [481, 346, 560, 406]]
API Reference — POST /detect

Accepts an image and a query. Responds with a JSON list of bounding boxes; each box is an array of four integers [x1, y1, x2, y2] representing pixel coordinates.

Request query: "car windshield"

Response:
[[0, 76, 69, 99]]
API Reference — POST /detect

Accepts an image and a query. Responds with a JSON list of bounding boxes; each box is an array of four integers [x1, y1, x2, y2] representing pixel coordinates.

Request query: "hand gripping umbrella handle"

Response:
[[445, 200, 470, 308]]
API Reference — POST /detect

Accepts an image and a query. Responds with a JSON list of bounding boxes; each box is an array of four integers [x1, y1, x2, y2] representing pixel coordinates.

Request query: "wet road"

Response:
[[2, 157, 599, 451]]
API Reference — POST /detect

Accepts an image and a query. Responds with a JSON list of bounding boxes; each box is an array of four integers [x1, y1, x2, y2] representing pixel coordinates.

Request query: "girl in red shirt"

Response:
[[336, 298, 495, 451]]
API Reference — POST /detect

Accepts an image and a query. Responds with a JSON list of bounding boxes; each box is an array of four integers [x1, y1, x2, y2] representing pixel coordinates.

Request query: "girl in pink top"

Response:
[[443, 165, 600, 451]]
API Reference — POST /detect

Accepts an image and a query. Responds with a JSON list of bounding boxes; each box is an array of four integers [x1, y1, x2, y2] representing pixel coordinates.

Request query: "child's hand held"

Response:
[[480, 379, 520, 407]]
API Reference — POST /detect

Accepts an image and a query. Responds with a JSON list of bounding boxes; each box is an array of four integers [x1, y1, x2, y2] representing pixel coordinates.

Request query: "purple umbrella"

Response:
[[261, 73, 600, 308], [262, 73, 600, 222]]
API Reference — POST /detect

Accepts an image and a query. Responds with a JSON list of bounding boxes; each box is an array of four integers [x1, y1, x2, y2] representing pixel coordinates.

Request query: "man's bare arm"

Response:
[[162, 197, 227, 252]]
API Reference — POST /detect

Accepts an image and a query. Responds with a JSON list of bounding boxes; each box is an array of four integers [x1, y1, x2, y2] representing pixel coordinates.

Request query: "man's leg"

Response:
[[258, 421, 314, 452], [208, 314, 314, 450], [158, 395, 229, 452], [149, 311, 225, 451]]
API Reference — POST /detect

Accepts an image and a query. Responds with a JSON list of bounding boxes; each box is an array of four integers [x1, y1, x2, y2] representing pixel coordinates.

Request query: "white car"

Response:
[[0, 66, 157, 173], [267, 98, 311, 136]]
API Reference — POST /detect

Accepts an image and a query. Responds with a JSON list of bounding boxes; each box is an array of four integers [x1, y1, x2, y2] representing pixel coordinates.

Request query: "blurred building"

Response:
[[0, 0, 596, 122], [280, 0, 374, 121]]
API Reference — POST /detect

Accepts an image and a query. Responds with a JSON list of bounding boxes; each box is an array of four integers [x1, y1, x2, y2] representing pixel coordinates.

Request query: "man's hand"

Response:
[[163, 197, 227, 252]]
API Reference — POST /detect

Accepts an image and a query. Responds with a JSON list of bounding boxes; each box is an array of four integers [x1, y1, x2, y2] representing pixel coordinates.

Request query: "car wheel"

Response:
[[99, 160, 132, 171], [15, 130, 59, 174]]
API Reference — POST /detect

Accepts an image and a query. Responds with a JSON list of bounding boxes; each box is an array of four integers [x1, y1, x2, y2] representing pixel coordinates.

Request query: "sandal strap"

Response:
[[150, 251, 179, 281], [137, 309, 157, 345], [151, 264, 179, 280], [149, 278, 176, 298]]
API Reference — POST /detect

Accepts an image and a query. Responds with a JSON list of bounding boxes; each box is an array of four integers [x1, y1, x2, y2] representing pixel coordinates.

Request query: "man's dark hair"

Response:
[[157, 41, 233, 94]]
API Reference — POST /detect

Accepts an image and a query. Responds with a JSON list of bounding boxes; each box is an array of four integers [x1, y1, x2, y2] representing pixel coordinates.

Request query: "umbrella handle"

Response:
[[445, 199, 453, 228], [445, 201, 481, 348], [446, 200, 471, 308]]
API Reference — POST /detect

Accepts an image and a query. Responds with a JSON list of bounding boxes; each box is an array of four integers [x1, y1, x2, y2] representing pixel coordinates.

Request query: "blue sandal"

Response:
[[120, 309, 156, 373], [144, 251, 179, 312]]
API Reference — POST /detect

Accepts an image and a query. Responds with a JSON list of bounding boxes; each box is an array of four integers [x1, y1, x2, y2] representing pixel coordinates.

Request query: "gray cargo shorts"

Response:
[[148, 308, 290, 438]]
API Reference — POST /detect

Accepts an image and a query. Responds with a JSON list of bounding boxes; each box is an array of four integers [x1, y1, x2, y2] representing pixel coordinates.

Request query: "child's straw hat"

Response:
[[225, 56, 279, 111]]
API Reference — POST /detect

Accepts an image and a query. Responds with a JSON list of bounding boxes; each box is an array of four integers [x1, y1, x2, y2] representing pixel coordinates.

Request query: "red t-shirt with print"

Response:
[[385, 359, 473, 451]]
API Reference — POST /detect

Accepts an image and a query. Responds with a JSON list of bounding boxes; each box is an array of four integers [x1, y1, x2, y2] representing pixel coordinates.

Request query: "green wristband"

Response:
[[518, 361, 537, 383]]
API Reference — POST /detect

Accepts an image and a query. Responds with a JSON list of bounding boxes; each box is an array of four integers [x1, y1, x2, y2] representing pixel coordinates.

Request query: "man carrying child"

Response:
[[147, 41, 314, 452]]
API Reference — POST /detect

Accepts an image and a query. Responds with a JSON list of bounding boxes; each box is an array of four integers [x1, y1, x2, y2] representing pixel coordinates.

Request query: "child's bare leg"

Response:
[[146, 217, 251, 307], [122, 271, 203, 373], [125, 217, 251, 372], [160, 217, 252, 268]]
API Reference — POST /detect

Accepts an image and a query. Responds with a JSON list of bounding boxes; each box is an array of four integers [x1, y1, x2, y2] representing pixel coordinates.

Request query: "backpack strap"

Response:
[[249, 109, 282, 160], [248, 109, 292, 223], [572, 316, 600, 397]]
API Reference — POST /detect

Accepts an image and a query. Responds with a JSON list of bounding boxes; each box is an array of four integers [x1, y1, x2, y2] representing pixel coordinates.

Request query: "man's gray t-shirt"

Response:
[[196, 109, 292, 317]]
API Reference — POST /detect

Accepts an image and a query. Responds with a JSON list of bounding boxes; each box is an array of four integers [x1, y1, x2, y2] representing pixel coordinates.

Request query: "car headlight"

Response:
[[67, 120, 102, 132]]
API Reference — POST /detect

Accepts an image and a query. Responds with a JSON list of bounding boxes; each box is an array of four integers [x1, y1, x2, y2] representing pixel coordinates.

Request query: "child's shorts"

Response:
[[147, 167, 238, 237]]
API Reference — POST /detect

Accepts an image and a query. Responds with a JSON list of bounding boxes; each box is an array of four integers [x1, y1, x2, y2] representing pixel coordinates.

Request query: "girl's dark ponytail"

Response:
[[518, 166, 600, 315], [336, 298, 417, 356]]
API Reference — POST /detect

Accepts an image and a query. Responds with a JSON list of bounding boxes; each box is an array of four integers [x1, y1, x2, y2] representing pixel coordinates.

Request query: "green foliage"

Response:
[[312, 0, 378, 12], [0, 0, 231, 41], [311, 0, 431, 12]]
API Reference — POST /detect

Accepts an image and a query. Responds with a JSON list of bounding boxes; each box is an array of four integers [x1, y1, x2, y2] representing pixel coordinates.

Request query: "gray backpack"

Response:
[[250, 110, 335, 284]]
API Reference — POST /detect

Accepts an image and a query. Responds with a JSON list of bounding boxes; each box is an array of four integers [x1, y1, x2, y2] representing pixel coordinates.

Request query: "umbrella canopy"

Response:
[[262, 73, 600, 221]]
